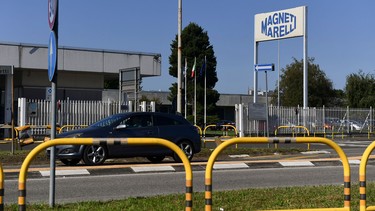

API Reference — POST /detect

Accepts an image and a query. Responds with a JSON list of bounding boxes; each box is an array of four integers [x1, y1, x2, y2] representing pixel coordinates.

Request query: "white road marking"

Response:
[[301, 150, 331, 154], [131, 166, 175, 173], [279, 161, 314, 167], [213, 163, 249, 170], [40, 169, 90, 177]]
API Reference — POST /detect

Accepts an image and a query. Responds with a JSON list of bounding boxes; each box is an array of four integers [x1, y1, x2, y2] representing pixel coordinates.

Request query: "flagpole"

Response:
[[194, 68, 197, 125], [190, 57, 196, 125], [184, 58, 187, 119], [204, 56, 207, 128]]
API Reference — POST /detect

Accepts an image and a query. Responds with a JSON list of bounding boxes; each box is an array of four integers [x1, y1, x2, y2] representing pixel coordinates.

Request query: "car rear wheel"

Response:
[[60, 158, 80, 166], [173, 140, 194, 162], [146, 155, 165, 163], [83, 145, 107, 165]]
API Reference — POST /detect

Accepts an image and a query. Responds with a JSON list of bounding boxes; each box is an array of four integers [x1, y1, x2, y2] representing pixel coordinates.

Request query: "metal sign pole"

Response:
[[253, 42, 258, 103], [255, 64, 274, 137], [118, 71, 121, 112], [50, 81, 57, 207], [48, 0, 58, 207], [11, 66, 14, 154], [265, 71, 269, 137], [264, 71, 269, 137]]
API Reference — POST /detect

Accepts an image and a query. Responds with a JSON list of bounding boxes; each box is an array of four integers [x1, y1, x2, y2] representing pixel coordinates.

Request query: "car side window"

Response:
[[123, 115, 152, 128], [154, 115, 181, 126], [142, 115, 153, 127]]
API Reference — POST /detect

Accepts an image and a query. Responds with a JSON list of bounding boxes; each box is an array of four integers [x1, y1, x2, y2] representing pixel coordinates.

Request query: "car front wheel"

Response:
[[83, 145, 107, 165], [173, 140, 194, 162]]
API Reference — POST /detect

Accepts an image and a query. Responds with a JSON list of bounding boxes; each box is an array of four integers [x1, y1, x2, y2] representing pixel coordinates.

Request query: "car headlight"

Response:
[[60, 148, 77, 154]]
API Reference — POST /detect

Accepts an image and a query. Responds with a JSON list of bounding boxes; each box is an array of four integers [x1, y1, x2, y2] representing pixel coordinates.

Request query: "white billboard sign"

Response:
[[255, 6, 306, 42]]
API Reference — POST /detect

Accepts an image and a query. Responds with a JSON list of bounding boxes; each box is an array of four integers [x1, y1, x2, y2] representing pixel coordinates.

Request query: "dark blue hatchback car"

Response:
[[52, 112, 201, 166]]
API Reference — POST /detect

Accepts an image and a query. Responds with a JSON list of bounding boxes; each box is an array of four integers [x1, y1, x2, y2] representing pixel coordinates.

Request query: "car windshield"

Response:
[[90, 115, 124, 128]]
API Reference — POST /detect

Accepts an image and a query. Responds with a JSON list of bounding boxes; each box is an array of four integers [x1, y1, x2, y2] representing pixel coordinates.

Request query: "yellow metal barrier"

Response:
[[194, 125, 202, 136], [274, 125, 310, 137], [203, 125, 217, 137], [203, 124, 238, 147], [3, 125, 62, 146], [58, 125, 88, 134], [202, 125, 217, 147], [18, 138, 193, 211], [0, 124, 15, 145], [204, 137, 350, 211], [359, 141, 375, 211], [0, 162, 3, 211], [274, 126, 311, 150]]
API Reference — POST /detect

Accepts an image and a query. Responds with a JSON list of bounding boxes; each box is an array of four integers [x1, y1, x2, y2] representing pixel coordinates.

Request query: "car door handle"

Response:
[[146, 130, 153, 135]]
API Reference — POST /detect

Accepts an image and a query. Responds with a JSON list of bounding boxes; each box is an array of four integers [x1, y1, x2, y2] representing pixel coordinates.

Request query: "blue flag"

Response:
[[200, 58, 206, 77]]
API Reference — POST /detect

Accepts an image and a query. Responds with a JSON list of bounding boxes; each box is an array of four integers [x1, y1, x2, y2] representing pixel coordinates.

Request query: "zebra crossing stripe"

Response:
[[40, 169, 90, 177], [131, 166, 175, 173], [213, 163, 249, 170], [279, 161, 314, 167]]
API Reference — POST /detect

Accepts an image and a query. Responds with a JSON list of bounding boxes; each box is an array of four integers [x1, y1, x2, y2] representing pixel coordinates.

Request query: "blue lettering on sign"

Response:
[[261, 12, 297, 38]]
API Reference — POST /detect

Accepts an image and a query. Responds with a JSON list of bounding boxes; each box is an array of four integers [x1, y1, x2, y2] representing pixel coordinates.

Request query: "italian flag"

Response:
[[191, 57, 196, 78]]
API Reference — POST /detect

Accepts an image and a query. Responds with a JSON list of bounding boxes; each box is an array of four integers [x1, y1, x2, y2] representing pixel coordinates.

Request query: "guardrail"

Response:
[[359, 141, 375, 211], [204, 137, 350, 211], [0, 162, 3, 211], [18, 138, 193, 211]]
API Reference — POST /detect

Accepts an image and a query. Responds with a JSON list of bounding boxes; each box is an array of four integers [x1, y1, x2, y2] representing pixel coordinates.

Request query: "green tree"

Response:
[[345, 71, 375, 107], [271, 58, 335, 107], [168, 22, 219, 125], [330, 89, 346, 107]]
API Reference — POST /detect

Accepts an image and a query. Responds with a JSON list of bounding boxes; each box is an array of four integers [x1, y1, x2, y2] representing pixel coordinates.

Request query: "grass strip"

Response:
[[0, 150, 48, 165], [5, 183, 375, 211]]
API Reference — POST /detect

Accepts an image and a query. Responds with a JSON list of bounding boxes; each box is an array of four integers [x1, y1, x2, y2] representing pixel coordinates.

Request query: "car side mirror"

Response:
[[116, 125, 127, 130]]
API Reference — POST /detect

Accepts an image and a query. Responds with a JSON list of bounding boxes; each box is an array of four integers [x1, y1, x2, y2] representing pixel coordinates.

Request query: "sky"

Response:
[[1, 1, 374, 94]]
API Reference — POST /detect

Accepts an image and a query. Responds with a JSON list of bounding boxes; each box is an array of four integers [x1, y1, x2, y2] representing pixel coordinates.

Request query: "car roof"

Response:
[[114, 112, 182, 117], [112, 112, 186, 121]]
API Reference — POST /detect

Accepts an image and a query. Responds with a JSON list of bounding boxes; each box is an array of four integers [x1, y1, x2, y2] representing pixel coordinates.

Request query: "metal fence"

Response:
[[26, 99, 120, 126], [19, 99, 120, 136], [244, 105, 374, 136], [18, 99, 375, 137]]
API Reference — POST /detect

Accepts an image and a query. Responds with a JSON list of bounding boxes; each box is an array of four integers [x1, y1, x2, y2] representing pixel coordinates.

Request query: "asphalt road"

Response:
[[1, 135, 375, 206], [3, 165, 375, 205]]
